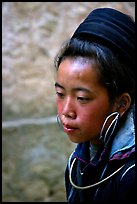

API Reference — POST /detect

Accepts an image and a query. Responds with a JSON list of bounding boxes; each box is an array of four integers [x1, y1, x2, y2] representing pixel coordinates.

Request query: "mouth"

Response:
[[63, 124, 79, 133]]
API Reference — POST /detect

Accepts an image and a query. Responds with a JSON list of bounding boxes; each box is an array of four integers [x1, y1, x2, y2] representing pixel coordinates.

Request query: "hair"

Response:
[[54, 38, 135, 108]]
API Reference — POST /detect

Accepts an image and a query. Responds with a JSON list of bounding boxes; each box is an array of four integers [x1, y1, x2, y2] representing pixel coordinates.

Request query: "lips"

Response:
[[63, 124, 78, 133]]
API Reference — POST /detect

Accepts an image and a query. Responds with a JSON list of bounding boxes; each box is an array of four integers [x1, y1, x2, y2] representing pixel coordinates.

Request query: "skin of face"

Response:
[[55, 57, 117, 146]]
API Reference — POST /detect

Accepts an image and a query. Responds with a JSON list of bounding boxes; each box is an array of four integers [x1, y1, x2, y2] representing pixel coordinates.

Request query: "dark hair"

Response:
[[54, 38, 135, 107]]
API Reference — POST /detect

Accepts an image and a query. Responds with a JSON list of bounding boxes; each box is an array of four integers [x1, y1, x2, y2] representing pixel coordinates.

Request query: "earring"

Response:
[[99, 112, 119, 146], [57, 115, 64, 130]]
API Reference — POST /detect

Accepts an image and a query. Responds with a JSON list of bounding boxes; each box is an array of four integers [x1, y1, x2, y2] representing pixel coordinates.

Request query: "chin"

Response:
[[68, 134, 86, 144]]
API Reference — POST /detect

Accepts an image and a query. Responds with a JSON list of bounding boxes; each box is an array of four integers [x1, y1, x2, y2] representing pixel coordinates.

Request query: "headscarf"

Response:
[[71, 8, 135, 67]]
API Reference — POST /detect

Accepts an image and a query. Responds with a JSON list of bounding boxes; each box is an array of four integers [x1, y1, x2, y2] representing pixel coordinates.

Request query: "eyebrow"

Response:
[[55, 82, 91, 93], [55, 82, 65, 90]]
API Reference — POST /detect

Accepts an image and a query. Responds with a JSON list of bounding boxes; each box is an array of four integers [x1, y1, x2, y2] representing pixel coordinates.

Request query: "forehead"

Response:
[[57, 57, 100, 85]]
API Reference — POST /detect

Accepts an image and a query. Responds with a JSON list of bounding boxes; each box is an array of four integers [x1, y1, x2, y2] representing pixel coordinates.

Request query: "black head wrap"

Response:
[[71, 8, 135, 67]]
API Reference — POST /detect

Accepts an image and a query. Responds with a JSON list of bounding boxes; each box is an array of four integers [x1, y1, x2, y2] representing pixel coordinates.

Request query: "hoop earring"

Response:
[[57, 115, 63, 130], [99, 112, 119, 146], [69, 157, 124, 190]]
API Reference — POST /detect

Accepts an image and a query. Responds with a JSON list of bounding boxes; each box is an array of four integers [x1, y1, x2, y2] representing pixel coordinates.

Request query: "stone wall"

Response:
[[2, 2, 135, 120], [2, 2, 135, 202]]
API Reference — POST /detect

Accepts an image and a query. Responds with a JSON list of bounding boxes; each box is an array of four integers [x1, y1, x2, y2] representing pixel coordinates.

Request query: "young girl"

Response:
[[54, 8, 135, 203]]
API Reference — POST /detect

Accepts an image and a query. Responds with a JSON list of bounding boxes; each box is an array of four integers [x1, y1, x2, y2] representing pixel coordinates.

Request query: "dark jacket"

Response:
[[65, 107, 135, 203]]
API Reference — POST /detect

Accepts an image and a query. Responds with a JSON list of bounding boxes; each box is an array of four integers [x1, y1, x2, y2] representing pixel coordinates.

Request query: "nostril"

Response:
[[62, 112, 76, 120], [69, 112, 75, 118]]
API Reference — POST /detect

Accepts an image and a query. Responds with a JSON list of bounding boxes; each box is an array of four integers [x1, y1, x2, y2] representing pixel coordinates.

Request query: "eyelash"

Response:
[[56, 92, 90, 104], [56, 91, 64, 97], [77, 97, 90, 103]]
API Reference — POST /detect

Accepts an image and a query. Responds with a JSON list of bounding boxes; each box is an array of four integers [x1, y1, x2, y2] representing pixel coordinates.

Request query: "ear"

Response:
[[116, 93, 131, 117]]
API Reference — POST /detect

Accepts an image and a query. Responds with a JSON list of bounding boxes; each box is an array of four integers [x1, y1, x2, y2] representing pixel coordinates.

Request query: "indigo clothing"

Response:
[[65, 106, 135, 203]]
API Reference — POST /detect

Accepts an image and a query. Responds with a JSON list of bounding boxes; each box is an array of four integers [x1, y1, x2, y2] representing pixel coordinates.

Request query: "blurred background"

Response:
[[2, 2, 135, 202]]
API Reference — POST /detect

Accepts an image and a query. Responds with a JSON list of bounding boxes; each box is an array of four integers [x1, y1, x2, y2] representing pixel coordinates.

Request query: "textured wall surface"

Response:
[[2, 2, 135, 202], [2, 2, 135, 120]]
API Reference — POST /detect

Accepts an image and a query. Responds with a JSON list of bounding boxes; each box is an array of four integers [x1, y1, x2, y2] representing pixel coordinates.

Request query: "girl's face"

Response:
[[55, 58, 116, 146]]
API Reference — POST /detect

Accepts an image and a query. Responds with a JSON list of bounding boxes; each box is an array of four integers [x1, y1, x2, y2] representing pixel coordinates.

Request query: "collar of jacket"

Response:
[[73, 106, 135, 165], [109, 105, 135, 160]]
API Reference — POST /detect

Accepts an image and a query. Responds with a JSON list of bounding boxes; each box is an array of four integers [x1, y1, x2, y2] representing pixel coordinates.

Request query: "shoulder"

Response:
[[98, 159, 136, 203], [119, 159, 135, 181], [118, 159, 135, 187], [115, 159, 136, 202]]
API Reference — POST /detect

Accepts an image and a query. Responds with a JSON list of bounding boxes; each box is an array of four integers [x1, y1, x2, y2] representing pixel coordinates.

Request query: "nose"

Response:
[[62, 97, 76, 119]]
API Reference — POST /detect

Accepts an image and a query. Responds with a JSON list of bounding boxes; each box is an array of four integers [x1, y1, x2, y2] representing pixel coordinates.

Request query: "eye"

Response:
[[77, 97, 90, 104], [56, 91, 64, 98]]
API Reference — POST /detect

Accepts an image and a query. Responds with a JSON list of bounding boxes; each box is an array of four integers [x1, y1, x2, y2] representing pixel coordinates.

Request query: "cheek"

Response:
[[81, 112, 104, 128], [56, 98, 63, 114], [78, 103, 110, 133], [78, 112, 104, 141]]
